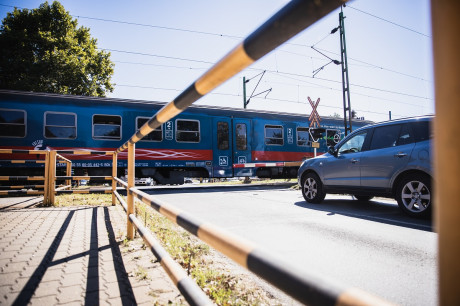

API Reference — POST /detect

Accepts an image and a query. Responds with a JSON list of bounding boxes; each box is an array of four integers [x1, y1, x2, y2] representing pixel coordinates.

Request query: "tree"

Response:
[[0, 1, 114, 97]]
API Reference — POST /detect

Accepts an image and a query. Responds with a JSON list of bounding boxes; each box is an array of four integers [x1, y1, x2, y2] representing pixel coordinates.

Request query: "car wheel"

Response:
[[396, 174, 432, 217], [353, 195, 374, 202], [302, 173, 326, 204]]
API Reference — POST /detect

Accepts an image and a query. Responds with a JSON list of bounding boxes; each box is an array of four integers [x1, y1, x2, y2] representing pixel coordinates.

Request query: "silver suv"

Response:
[[298, 116, 433, 217]]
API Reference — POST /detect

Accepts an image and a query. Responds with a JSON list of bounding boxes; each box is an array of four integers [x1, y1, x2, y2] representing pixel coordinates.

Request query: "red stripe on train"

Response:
[[0, 146, 213, 161], [252, 151, 316, 161]]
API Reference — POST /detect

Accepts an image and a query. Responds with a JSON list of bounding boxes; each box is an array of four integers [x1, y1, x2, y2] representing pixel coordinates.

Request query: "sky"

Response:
[[0, 0, 434, 123]]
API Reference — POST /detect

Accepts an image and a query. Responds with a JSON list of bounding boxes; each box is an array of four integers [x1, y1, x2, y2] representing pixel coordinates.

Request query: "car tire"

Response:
[[302, 173, 326, 204], [353, 195, 374, 202], [395, 174, 432, 217]]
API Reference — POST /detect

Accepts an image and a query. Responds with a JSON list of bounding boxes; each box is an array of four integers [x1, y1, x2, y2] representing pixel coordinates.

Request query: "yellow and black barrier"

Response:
[[2, 160, 46, 164], [55, 189, 112, 194], [113, 176, 128, 189], [55, 176, 112, 181], [0, 149, 47, 155], [108, 0, 394, 304], [56, 153, 71, 163], [113, 190, 127, 212], [0, 176, 45, 181], [0, 190, 44, 196], [55, 150, 114, 155], [127, 188, 393, 306], [0, 185, 44, 190], [129, 214, 213, 306]]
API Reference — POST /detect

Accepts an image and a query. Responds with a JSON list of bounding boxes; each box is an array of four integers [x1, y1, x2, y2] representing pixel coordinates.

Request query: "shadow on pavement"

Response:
[[12, 210, 76, 306], [136, 183, 296, 196], [10, 206, 136, 305], [294, 198, 433, 232], [0, 197, 42, 211]]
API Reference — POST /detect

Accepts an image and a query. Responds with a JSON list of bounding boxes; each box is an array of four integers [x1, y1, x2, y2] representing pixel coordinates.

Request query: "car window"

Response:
[[411, 120, 432, 142], [396, 124, 414, 146], [369, 125, 401, 150], [338, 131, 367, 154]]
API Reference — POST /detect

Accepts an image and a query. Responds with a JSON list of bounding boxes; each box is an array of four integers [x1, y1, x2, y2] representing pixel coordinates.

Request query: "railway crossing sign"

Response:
[[308, 97, 321, 128]]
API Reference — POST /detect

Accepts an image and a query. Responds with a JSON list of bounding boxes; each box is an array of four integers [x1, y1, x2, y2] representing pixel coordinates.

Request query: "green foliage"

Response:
[[0, 1, 114, 97]]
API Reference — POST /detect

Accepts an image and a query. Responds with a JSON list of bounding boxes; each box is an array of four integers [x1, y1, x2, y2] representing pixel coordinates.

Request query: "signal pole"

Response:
[[243, 71, 271, 109], [243, 76, 248, 109], [339, 5, 352, 136]]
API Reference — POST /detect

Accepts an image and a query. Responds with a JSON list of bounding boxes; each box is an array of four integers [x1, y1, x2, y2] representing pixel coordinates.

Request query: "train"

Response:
[[0, 90, 373, 184]]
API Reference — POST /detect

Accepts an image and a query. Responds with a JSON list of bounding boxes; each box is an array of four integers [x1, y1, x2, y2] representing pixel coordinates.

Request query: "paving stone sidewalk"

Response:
[[0, 197, 184, 305]]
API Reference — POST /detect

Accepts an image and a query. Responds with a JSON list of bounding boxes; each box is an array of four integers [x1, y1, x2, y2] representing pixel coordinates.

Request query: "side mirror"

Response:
[[328, 146, 337, 156]]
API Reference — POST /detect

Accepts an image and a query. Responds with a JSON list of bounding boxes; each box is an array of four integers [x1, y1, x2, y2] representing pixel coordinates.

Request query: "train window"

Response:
[[265, 125, 284, 145], [93, 115, 121, 140], [44, 112, 76, 139], [236, 123, 247, 150], [0, 109, 26, 138], [136, 117, 162, 142], [217, 122, 229, 150], [297, 127, 309, 146], [176, 119, 200, 143]]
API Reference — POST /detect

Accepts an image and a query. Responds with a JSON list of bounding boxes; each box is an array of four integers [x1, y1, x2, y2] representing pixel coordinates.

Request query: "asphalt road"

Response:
[[143, 184, 437, 306]]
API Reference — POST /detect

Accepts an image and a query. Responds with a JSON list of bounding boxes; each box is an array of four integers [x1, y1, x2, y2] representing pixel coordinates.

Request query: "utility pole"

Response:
[[339, 5, 352, 136], [243, 76, 248, 109]]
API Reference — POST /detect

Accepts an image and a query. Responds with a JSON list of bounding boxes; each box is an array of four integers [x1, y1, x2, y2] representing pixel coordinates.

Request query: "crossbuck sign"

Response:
[[308, 97, 321, 127]]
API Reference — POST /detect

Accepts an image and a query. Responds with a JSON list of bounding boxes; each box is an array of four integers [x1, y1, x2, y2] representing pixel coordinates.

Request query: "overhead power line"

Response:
[[1, 3, 430, 82], [105, 47, 432, 101], [116, 83, 412, 118], [312, 47, 432, 83], [347, 5, 431, 38], [104, 48, 215, 65]]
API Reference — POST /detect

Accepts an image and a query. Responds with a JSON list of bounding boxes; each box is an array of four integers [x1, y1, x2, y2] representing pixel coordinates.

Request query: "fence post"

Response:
[[127, 143, 135, 239], [431, 0, 460, 304], [43, 151, 50, 205], [66, 161, 72, 190], [112, 153, 117, 206], [49, 150, 57, 206]]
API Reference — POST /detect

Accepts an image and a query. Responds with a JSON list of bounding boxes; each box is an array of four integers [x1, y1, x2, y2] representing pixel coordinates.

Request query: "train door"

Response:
[[232, 119, 252, 165], [212, 118, 233, 177]]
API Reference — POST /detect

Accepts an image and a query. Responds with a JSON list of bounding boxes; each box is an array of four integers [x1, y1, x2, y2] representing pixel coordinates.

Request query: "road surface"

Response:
[[143, 184, 437, 305]]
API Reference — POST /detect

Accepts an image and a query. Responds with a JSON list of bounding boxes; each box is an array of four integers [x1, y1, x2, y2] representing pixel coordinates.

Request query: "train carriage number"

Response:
[[165, 121, 173, 140]]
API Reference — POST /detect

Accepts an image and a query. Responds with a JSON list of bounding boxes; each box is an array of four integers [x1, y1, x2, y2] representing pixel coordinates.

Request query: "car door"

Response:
[[322, 130, 368, 187], [360, 123, 415, 188]]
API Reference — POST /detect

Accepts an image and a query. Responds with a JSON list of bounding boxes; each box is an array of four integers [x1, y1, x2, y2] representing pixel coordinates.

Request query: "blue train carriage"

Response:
[[0, 90, 372, 184]]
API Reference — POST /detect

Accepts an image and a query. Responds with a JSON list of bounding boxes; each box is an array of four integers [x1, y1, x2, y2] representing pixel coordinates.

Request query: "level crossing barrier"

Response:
[[46, 150, 115, 204], [0, 149, 48, 197], [0, 148, 116, 204], [109, 0, 395, 304]]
